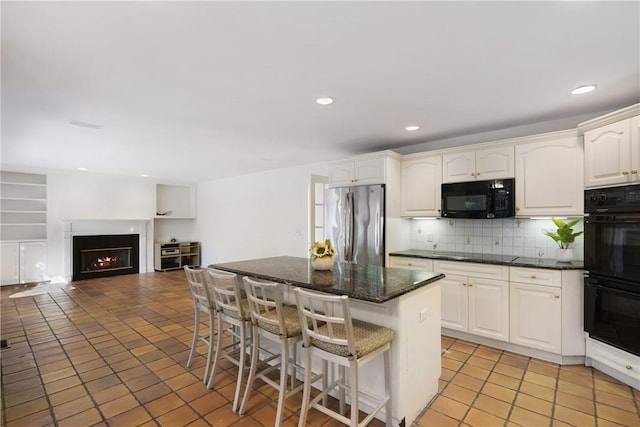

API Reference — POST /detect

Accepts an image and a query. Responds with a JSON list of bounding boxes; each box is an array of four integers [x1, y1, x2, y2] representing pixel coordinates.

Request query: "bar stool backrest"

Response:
[[294, 288, 357, 360], [207, 269, 244, 319], [242, 277, 287, 336], [184, 266, 215, 311]]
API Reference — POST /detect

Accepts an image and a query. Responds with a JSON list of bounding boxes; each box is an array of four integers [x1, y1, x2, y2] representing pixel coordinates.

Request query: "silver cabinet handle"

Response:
[[626, 365, 633, 370], [622, 171, 630, 175]]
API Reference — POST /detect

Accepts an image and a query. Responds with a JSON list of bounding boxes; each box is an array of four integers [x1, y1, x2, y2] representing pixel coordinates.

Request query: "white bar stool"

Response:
[[206, 268, 252, 413], [183, 266, 216, 384], [238, 277, 312, 426], [294, 287, 394, 427]]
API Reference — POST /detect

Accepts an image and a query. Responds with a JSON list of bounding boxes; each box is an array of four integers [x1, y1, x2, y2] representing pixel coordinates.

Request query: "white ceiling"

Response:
[[2, 1, 639, 183]]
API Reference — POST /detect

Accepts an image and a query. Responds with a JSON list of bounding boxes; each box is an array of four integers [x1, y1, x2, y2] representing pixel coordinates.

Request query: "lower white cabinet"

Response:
[[510, 282, 562, 353], [509, 267, 584, 359], [434, 261, 510, 342], [0, 241, 47, 286]]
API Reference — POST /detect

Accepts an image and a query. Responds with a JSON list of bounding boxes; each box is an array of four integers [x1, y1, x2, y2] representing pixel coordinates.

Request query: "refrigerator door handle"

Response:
[[345, 191, 355, 262]]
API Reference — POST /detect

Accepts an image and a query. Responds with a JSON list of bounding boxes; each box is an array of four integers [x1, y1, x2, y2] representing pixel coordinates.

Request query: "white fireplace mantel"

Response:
[[63, 219, 152, 280]]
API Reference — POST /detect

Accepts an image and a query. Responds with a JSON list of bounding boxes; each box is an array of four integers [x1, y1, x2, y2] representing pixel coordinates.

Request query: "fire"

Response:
[[95, 256, 118, 269]]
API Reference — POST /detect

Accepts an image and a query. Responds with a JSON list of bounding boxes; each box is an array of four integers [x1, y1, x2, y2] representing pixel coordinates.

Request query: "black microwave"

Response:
[[441, 178, 515, 219]]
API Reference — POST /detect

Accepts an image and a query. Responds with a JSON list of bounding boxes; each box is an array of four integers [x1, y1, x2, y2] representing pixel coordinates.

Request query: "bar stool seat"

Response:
[[294, 287, 394, 427]]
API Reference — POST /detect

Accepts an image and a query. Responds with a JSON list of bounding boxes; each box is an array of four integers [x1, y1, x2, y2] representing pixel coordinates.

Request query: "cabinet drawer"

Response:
[[510, 267, 561, 287], [586, 338, 640, 380], [389, 256, 433, 271], [434, 260, 509, 281]]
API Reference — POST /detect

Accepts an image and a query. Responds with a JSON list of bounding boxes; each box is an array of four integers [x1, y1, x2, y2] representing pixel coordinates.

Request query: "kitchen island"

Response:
[[210, 256, 445, 426]]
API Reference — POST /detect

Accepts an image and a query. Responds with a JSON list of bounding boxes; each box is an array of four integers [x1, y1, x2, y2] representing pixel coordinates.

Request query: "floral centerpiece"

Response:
[[310, 239, 336, 270]]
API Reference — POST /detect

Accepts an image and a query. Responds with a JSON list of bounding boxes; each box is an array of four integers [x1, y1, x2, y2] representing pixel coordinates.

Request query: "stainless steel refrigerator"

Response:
[[325, 184, 385, 266]]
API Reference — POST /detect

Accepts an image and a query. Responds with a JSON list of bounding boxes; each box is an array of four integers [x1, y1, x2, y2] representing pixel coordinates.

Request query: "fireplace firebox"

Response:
[[73, 234, 139, 281]]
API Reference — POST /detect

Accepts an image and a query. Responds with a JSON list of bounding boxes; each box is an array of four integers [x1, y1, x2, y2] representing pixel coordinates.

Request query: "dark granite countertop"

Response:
[[209, 256, 445, 304], [390, 249, 584, 270]]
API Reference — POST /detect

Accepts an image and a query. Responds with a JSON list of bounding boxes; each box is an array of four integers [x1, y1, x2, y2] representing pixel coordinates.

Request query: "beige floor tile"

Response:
[[596, 402, 640, 426], [464, 407, 505, 427], [473, 394, 511, 419], [459, 363, 491, 381], [523, 370, 558, 389], [595, 389, 638, 413], [451, 372, 486, 392], [442, 383, 478, 405], [487, 371, 521, 390], [509, 406, 552, 426], [514, 392, 553, 417], [416, 408, 460, 427], [594, 378, 635, 399], [430, 395, 470, 420], [493, 362, 525, 379], [553, 405, 597, 427], [555, 391, 596, 415], [481, 382, 516, 404], [473, 345, 502, 361]]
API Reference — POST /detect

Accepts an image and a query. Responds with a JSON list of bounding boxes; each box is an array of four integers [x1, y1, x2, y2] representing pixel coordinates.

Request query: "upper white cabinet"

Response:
[[156, 184, 197, 218], [401, 154, 442, 217], [328, 153, 397, 187], [442, 145, 514, 183], [580, 104, 640, 188], [514, 130, 583, 217]]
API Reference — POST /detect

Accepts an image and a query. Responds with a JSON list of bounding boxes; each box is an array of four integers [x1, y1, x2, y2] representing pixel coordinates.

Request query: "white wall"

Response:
[[195, 162, 329, 265], [47, 171, 156, 279]]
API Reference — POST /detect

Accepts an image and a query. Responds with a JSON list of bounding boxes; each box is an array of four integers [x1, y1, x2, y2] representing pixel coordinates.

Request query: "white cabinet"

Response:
[[514, 131, 583, 216], [156, 184, 196, 218], [328, 154, 388, 187], [582, 114, 640, 188], [509, 267, 584, 358], [1, 241, 47, 286], [400, 155, 442, 217], [389, 256, 433, 272], [434, 261, 510, 342], [442, 145, 514, 183]]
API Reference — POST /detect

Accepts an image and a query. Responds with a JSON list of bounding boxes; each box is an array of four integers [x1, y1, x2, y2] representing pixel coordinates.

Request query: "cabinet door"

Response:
[[442, 151, 476, 183], [475, 146, 514, 180], [353, 157, 386, 186], [1, 242, 20, 286], [328, 161, 354, 187], [468, 278, 509, 341], [584, 119, 635, 187], [20, 241, 47, 284], [440, 274, 468, 332], [401, 156, 442, 217], [515, 135, 583, 216], [510, 282, 562, 353]]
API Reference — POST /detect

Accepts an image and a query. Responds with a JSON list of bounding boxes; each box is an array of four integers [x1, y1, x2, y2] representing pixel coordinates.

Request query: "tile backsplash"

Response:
[[409, 217, 584, 260]]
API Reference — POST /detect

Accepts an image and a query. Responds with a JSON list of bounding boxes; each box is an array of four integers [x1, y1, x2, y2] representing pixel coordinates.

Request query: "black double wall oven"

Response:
[[584, 184, 640, 356]]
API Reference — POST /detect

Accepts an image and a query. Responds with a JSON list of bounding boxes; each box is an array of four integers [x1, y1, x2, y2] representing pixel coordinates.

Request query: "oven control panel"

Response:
[[585, 183, 640, 213]]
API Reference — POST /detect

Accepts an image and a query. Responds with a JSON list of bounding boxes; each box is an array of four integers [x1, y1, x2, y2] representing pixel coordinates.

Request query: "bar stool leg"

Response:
[[274, 337, 289, 426], [338, 365, 346, 415], [232, 323, 248, 412], [239, 326, 260, 415], [349, 361, 359, 427], [297, 347, 313, 427], [207, 313, 225, 390], [187, 306, 200, 370], [384, 349, 393, 427]]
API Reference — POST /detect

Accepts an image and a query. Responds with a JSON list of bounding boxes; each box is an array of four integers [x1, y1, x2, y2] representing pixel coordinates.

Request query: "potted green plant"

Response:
[[543, 218, 583, 262]]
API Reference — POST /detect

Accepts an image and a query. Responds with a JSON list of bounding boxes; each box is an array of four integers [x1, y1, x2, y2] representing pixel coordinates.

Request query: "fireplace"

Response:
[[72, 234, 139, 281]]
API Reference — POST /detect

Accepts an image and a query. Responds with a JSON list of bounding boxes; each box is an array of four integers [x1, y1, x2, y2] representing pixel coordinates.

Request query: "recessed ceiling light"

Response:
[[78, 167, 88, 171], [405, 125, 420, 131], [140, 174, 149, 177], [316, 97, 334, 105], [571, 84, 597, 95]]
